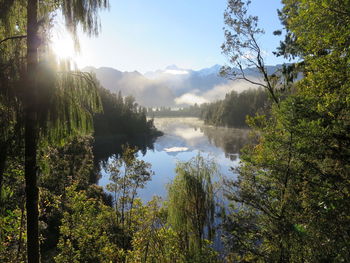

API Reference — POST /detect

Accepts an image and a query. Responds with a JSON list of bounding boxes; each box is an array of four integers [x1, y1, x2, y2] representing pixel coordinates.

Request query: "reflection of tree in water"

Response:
[[92, 134, 158, 183], [92, 118, 253, 183], [199, 126, 251, 155], [226, 153, 238, 161]]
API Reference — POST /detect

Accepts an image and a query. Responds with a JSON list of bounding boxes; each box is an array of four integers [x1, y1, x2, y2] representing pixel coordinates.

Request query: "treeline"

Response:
[[148, 88, 269, 128], [92, 89, 161, 166], [94, 89, 159, 138], [200, 88, 269, 127], [147, 105, 202, 118]]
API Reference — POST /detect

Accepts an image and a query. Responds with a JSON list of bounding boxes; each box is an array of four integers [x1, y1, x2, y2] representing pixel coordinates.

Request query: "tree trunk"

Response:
[[25, 0, 40, 262]]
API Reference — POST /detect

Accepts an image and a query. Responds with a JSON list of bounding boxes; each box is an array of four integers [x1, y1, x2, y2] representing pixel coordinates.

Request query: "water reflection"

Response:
[[92, 134, 157, 183], [96, 117, 251, 200], [93, 135, 156, 164], [153, 117, 250, 156]]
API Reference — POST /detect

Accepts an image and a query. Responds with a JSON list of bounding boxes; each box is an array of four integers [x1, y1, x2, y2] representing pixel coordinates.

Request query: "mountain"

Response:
[[196, 64, 222, 77], [84, 67, 176, 107], [83, 65, 279, 107]]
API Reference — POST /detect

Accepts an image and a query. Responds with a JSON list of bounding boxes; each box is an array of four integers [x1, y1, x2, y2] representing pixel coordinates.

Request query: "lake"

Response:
[[98, 117, 250, 201]]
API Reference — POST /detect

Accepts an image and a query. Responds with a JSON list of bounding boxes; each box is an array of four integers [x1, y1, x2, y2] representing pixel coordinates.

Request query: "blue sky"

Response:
[[68, 0, 286, 72]]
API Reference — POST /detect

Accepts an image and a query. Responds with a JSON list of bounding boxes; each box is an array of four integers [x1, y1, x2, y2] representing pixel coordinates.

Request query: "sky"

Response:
[[52, 0, 286, 73]]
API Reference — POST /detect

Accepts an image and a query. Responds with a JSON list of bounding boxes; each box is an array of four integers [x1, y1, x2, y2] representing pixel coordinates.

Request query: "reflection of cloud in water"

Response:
[[164, 147, 189, 153], [152, 117, 251, 156], [174, 127, 203, 140], [100, 117, 252, 202]]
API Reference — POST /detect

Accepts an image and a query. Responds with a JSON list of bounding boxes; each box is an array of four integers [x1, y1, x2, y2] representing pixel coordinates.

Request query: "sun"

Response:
[[51, 29, 77, 61], [50, 28, 90, 69]]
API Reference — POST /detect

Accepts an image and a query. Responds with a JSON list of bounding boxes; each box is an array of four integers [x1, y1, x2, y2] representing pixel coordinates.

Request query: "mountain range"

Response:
[[83, 64, 279, 107]]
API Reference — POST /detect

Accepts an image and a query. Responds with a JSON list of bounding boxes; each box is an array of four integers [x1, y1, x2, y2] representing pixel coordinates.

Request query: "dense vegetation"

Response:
[[92, 88, 161, 166], [201, 88, 269, 127], [1, 140, 219, 262], [0, 0, 157, 262], [220, 0, 350, 261], [95, 90, 158, 138], [1, 0, 349, 262], [1, 0, 109, 262]]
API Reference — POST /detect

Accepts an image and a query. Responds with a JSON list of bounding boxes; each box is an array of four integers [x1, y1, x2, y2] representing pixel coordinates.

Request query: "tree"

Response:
[[221, 0, 281, 105], [125, 197, 186, 263], [106, 145, 153, 248], [0, 0, 109, 261], [0, 0, 27, 199], [200, 88, 270, 128], [167, 155, 217, 262], [93, 87, 157, 138], [55, 185, 123, 263], [222, 0, 350, 261]]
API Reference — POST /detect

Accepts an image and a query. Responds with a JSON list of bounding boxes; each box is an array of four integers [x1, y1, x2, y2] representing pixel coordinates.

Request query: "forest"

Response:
[[1, 0, 350, 262], [200, 88, 269, 128]]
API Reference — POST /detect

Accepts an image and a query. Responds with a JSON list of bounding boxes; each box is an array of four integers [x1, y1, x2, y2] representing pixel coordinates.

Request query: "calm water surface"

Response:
[[98, 117, 250, 201]]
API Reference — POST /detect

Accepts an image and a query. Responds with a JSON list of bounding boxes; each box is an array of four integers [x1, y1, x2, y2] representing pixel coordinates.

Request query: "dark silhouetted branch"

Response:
[[0, 35, 27, 45]]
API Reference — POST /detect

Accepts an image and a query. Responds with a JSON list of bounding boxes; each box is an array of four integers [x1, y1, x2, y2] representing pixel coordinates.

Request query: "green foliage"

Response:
[[39, 64, 103, 144], [167, 155, 218, 262], [40, 136, 94, 194], [54, 185, 123, 263], [0, 205, 26, 263], [281, 0, 350, 56], [221, 0, 282, 104], [1, 1, 108, 261], [125, 197, 186, 263], [2, 0, 348, 262], [201, 88, 270, 128], [94, 88, 157, 138], [106, 145, 153, 230], [0, 171, 26, 263], [38, 136, 100, 259], [61, 0, 110, 43], [222, 0, 350, 261], [0, 0, 106, 145]]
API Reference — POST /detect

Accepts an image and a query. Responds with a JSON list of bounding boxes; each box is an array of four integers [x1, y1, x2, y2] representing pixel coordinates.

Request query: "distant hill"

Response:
[[83, 64, 280, 107]]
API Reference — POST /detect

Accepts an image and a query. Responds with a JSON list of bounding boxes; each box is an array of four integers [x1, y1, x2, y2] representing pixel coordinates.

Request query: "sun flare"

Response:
[[51, 30, 77, 61]]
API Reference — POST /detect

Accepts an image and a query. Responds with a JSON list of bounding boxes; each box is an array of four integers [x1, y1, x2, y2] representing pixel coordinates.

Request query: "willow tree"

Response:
[[167, 155, 217, 262], [0, 0, 110, 262], [0, 0, 27, 197]]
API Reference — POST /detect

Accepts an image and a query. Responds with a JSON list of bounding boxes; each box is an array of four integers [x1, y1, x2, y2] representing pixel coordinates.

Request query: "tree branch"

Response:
[[321, 5, 350, 17], [233, 63, 268, 88], [0, 35, 27, 45]]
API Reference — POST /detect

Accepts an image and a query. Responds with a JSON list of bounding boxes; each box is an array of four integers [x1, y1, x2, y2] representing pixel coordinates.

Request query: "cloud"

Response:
[[164, 147, 189, 153], [203, 78, 260, 98], [164, 69, 189, 75], [174, 127, 203, 140], [174, 78, 262, 106], [175, 93, 208, 105], [89, 65, 268, 108]]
